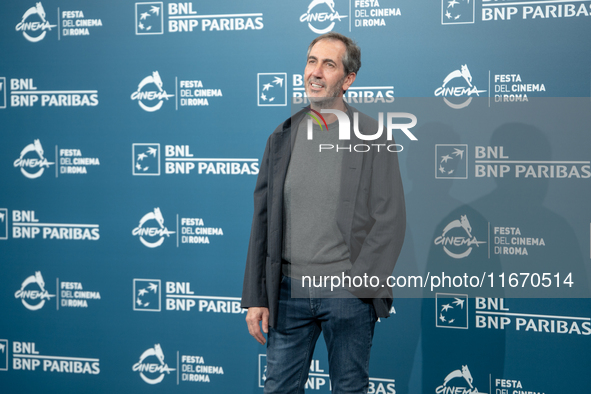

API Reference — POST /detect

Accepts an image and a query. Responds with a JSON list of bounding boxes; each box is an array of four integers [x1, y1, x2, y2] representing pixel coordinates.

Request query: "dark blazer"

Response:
[[241, 105, 406, 328]]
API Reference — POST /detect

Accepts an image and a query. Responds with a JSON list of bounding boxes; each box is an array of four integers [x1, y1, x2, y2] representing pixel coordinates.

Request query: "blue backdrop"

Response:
[[1, 1, 590, 393]]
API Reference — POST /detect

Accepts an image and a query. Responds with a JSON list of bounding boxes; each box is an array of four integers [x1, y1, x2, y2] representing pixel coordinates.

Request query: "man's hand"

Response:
[[246, 307, 269, 345]]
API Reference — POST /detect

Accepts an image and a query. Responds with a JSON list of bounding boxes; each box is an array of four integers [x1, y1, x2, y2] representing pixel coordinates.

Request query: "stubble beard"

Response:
[[306, 76, 346, 109]]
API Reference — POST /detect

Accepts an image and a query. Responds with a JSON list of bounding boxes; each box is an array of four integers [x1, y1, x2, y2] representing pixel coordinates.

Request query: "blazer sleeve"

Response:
[[241, 137, 271, 308]]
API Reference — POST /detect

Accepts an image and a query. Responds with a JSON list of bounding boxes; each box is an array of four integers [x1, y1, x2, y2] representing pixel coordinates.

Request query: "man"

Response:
[[242, 33, 405, 393]]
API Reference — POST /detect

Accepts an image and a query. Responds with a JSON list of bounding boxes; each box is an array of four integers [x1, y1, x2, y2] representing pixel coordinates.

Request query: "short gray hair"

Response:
[[307, 32, 361, 76]]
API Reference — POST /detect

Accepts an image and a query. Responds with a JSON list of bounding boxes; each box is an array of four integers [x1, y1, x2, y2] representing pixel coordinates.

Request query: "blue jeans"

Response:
[[264, 275, 377, 394]]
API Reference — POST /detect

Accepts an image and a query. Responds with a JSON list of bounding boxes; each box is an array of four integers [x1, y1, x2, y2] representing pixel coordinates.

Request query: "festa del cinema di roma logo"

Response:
[[301, 0, 348, 34], [13, 139, 54, 179], [132, 208, 175, 248], [132, 344, 175, 384], [14, 271, 55, 311], [16, 2, 56, 42], [434, 65, 486, 109], [436, 365, 487, 394], [131, 71, 174, 112], [434, 215, 486, 259]]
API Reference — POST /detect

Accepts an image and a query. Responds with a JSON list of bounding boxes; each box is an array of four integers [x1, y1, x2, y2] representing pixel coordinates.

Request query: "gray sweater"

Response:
[[282, 117, 352, 279]]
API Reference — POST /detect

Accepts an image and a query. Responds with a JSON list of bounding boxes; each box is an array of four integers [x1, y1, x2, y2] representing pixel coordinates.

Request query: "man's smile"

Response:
[[308, 79, 325, 91]]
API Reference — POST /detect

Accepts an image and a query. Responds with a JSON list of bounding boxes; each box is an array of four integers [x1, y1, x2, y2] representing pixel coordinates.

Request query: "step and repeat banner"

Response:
[[1, 1, 590, 393]]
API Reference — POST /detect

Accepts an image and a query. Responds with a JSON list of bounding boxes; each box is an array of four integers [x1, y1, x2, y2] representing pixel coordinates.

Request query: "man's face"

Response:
[[304, 39, 355, 108]]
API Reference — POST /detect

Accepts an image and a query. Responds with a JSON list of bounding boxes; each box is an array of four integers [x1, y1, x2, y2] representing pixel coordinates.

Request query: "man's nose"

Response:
[[310, 63, 323, 78]]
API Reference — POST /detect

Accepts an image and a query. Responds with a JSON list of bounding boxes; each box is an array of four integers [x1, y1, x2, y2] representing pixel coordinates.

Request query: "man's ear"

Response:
[[341, 72, 356, 93]]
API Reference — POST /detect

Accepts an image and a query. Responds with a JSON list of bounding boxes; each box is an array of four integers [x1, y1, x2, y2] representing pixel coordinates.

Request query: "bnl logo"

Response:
[[258, 354, 267, 387], [436, 293, 468, 329], [257, 73, 287, 106], [134, 279, 161, 311], [435, 144, 468, 179], [0, 209, 7, 240], [133, 144, 160, 176], [0, 77, 6, 109], [0, 339, 8, 371], [441, 0, 474, 24], [135, 2, 163, 35]]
